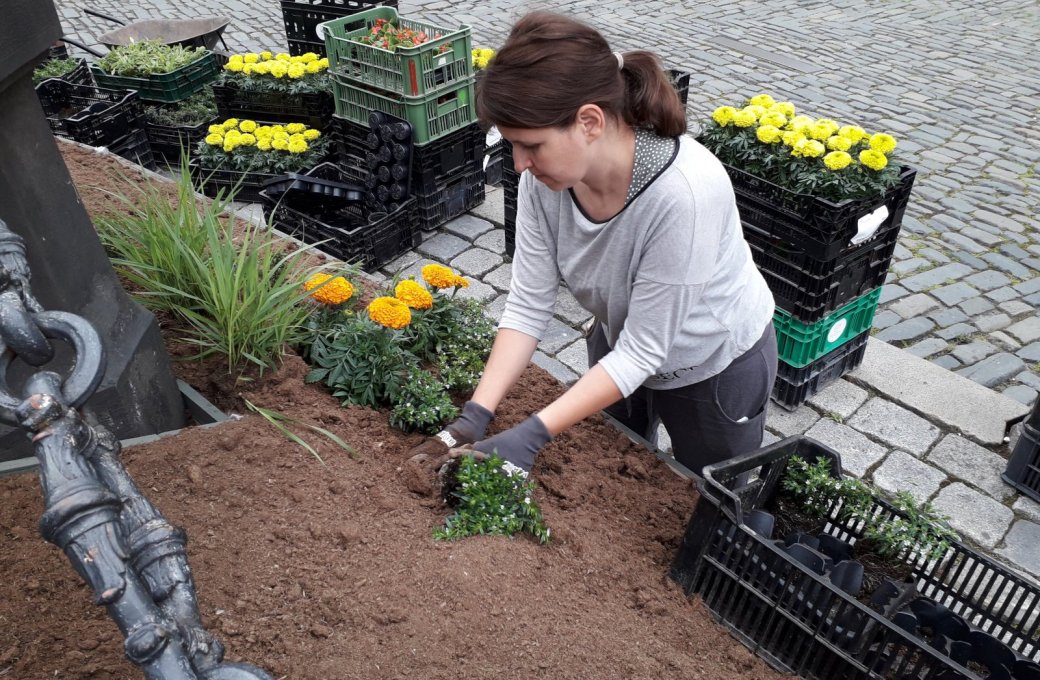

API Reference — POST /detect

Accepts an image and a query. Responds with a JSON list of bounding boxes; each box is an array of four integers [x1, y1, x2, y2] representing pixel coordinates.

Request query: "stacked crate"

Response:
[[281, 0, 399, 57], [733, 166, 917, 409], [323, 7, 484, 232]]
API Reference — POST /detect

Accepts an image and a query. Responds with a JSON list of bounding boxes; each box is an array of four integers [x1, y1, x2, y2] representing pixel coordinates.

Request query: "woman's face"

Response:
[[498, 122, 589, 191]]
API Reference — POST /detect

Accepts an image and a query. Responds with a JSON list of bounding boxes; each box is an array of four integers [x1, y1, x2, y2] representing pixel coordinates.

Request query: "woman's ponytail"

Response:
[[619, 51, 687, 137]]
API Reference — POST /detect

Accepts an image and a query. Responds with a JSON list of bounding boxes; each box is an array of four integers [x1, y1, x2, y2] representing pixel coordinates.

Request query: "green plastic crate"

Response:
[[774, 287, 881, 368], [331, 74, 474, 144], [91, 52, 219, 103], [323, 6, 471, 97]]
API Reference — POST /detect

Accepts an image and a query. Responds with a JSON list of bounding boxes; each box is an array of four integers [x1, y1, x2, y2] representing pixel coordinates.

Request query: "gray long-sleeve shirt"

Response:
[[499, 135, 775, 397]]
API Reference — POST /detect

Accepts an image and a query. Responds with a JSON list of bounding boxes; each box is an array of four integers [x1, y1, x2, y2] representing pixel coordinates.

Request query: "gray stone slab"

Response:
[[417, 233, 471, 260], [964, 270, 1013, 292], [554, 287, 593, 327], [1018, 342, 1040, 362], [531, 351, 579, 386], [878, 284, 910, 304], [889, 293, 940, 319], [483, 262, 513, 292], [486, 293, 508, 322], [848, 338, 1029, 446], [442, 214, 495, 241], [932, 282, 981, 306], [975, 313, 1012, 333], [983, 252, 1033, 279], [875, 317, 936, 343], [890, 258, 929, 276], [961, 226, 1004, 247], [803, 419, 887, 478], [847, 398, 941, 456], [468, 184, 504, 227], [872, 310, 902, 330], [806, 380, 869, 421], [1007, 317, 1040, 344], [900, 263, 974, 292], [1012, 496, 1040, 524], [450, 248, 504, 278], [990, 331, 1022, 351], [996, 521, 1040, 578], [958, 352, 1027, 388], [1002, 384, 1038, 406], [1015, 371, 1040, 391], [931, 355, 962, 370], [936, 323, 976, 341], [1014, 277, 1040, 296], [984, 287, 1019, 303], [766, 405, 820, 438], [474, 229, 506, 254], [958, 296, 995, 315], [906, 338, 949, 359], [555, 340, 589, 376], [999, 300, 1035, 317], [453, 278, 498, 303], [537, 318, 582, 355], [927, 434, 1017, 502], [951, 341, 997, 365], [928, 308, 969, 328], [931, 483, 1014, 550], [871, 451, 947, 504]]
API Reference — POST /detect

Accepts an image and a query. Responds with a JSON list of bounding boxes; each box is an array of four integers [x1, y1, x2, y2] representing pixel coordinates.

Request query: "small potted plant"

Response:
[[211, 51, 333, 130], [91, 40, 219, 103]]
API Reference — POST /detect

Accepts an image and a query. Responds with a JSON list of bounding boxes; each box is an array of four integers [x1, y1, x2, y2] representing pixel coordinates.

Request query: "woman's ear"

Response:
[[575, 104, 606, 140]]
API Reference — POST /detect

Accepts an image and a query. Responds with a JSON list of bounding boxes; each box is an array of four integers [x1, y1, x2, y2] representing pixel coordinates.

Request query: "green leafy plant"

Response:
[[144, 89, 217, 127], [32, 57, 79, 84], [781, 456, 957, 561], [403, 291, 493, 364], [435, 455, 550, 544], [436, 334, 492, 394], [244, 399, 357, 463], [96, 40, 208, 77], [389, 367, 460, 433], [353, 18, 451, 53], [219, 51, 331, 95], [304, 314, 419, 408], [699, 93, 903, 202], [94, 154, 322, 375]]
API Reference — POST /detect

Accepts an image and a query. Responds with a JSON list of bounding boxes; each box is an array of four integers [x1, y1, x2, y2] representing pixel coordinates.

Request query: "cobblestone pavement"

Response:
[[53, 0, 1040, 582]]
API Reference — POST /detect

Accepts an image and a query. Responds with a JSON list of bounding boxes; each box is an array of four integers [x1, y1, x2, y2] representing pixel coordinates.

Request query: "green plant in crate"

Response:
[[699, 93, 903, 202], [435, 454, 551, 544], [96, 39, 208, 77], [32, 57, 79, 84], [354, 18, 451, 53], [94, 155, 323, 375], [197, 118, 329, 173], [220, 51, 331, 95], [144, 88, 217, 127]]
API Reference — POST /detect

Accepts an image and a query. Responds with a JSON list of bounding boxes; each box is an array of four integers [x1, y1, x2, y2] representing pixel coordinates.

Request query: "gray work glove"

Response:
[[407, 401, 494, 461], [472, 414, 552, 478]]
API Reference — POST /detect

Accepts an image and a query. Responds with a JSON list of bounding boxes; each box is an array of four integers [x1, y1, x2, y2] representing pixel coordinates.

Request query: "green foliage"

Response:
[[32, 57, 79, 84], [304, 314, 419, 408], [436, 335, 491, 394], [144, 89, 217, 127], [97, 40, 208, 77], [388, 367, 460, 434], [195, 130, 330, 175], [93, 155, 321, 375], [217, 69, 331, 96], [781, 456, 958, 561], [403, 292, 494, 364], [434, 455, 550, 544]]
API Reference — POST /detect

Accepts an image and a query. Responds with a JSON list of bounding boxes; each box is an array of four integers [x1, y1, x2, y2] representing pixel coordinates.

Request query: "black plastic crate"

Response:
[[145, 116, 218, 166], [107, 127, 156, 170], [772, 330, 869, 410], [1003, 406, 1040, 503], [190, 160, 288, 203], [212, 81, 334, 131], [744, 217, 898, 324], [667, 68, 690, 107], [411, 122, 484, 189], [730, 165, 916, 262], [91, 52, 220, 104], [671, 436, 1040, 679], [35, 79, 145, 147], [415, 166, 485, 232], [281, 0, 398, 56], [261, 162, 418, 270]]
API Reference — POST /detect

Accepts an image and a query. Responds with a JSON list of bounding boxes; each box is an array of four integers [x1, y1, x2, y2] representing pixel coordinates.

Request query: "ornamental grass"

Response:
[[699, 93, 904, 203]]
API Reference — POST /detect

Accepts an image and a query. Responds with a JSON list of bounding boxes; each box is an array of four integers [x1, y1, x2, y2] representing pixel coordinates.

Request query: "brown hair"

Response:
[[475, 12, 686, 136]]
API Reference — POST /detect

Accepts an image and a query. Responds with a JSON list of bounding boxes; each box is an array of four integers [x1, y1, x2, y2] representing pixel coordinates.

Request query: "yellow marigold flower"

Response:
[[782, 130, 805, 147], [733, 109, 757, 128], [224, 129, 242, 141], [223, 118, 240, 130], [243, 64, 257, 76], [801, 139, 826, 158], [270, 63, 287, 78], [287, 139, 309, 154], [208, 124, 224, 135], [748, 94, 775, 108], [276, 52, 291, 62], [788, 115, 813, 134], [368, 296, 411, 329], [759, 111, 787, 128], [239, 120, 257, 133], [288, 133, 306, 145], [824, 150, 852, 170], [243, 53, 259, 64], [303, 129, 321, 140], [756, 125, 782, 144], [272, 138, 288, 151], [869, 133, 897, 154], [271, 125, 286, 135], [223, 141, 236, 153], [809, 121, 836, 141], [826, 134, 852, 152], [770, 101, 796, 117], [859, 149, 888, 171], [839, 125, 867, 143], [712, 106, 737, 126], [257, 138, 272, 151], [253, 62, 270, 76], [224, 61, 244, 73], [421, 264, 466, 289], [745, 104, 767, 119], [305, 61, 322, 74], [318, 58, 330, 69], [286, 123, 306, 135], [287, 64, 306, 79], [394, 280, 433, 309], [816, 119, 839, 135], [238, 133, 256, 146], [255, 126, 273, 138], [304, 273, 354, 305], [300, 52, 319, 63], [260, 51, 273, 61], [228, 54, 244, 64], [205, 133, 223, 145]]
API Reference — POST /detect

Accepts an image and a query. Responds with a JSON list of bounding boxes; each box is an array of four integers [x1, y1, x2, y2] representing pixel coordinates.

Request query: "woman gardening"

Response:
[[412, 12, 777, 479]]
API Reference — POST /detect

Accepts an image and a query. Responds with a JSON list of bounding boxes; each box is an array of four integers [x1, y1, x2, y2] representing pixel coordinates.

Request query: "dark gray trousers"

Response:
[[587, 321, 778, 477]]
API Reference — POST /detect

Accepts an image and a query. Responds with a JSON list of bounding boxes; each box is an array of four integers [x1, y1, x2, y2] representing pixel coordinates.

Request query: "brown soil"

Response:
[[0, 142, 790, 680]]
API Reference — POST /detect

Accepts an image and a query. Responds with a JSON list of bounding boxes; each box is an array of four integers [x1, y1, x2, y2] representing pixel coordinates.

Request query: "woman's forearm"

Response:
[[536, 364, 623, 436], [470, 328, 540, 412]]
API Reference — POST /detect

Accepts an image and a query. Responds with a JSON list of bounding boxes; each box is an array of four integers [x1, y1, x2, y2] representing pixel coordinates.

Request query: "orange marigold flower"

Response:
[[368, 296, 411, 329], [303, 273, 354, 305], [394, 279, 433, 309], [421, 263, 468, 289]]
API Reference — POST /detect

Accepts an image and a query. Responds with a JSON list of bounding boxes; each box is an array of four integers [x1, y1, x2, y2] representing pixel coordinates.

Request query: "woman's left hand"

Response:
[[472, 414, 552, 478]]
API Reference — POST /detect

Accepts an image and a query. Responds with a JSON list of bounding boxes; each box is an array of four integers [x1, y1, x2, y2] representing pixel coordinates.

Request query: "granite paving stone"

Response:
[[1002, 385, 1038, 405], [483, 263, 513, 292], [1012, 496, 1040, 524], [982, 252, 1033, 279], [1015, 371, 1040, 391], [806, 380, 869, 421], [989, 331, 1022, 351], [875, 318, 936, 343], [957, 353, 1027, 388], [765, 406, 821, 438], [931, 282, 980, 306], [870, 451, 947, 504], [872, 310, 902, 330], [531, 351, 579, 386], [537, 319, 582, 355], [906, 338, 948, 358], [847, 398, 941, 456], [417, 233, 470, 260], [1018, 342, 1040, 363], [983, 287, 1019, 303], [889, 293, 940, 319], [974, 313, 1012, 333], [1006, 317, 1040, 344], [927, 434, 1017, 502], [803, 419, 888, 478], [554, 287, 594, 327], [998, 300, 1034, 317], [936, 323, 976, 341], [555, 340, 589, 375], [931, 483, 1014, 549], [442, 214, 494, 241], [931, 355, 962, 370], [486, 294, 508, 321], [474, 229, 506, 253], [899, 263, 973, 292], [958, 297, 995, 315], [928, 308, 968, 328], [964, 270, 1013, 292], [1014, 277, 1040, 296], [996, 521, 1040, 578], [878, 284, 910, 304], [450, 248, 504, 278], [453, 278, 497, 303], [950, 341, 997, 365]]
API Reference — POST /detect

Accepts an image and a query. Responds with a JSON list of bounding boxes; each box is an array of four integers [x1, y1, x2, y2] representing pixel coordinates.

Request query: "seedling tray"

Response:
[[36, 79, 145, 147], [671, 436, 1040, 679], [91, 52, 220, 103], [190, 160, 288, 203], [212, 81, 334, 131], [262, 164, 366, 214], [323, 6, 471, 97]]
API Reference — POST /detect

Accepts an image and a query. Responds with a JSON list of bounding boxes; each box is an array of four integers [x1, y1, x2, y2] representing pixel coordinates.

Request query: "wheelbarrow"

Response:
[[59, 8, 230, 57]]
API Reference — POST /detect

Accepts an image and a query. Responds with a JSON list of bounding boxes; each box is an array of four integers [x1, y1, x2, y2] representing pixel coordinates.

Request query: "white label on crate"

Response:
[[436, 54, 449, 67], [851, 204, 889, 245], [315, 22, 326, 40], [827, 318, 848, 344]]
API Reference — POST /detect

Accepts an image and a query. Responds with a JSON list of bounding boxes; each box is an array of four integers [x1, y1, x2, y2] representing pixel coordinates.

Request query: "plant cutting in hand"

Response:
[[699, 93, 903, 202], [354, 18, 451, 53], [96, 39, 208, 77], [196, 118, 329, 174], [220, 51, 331, 95]]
